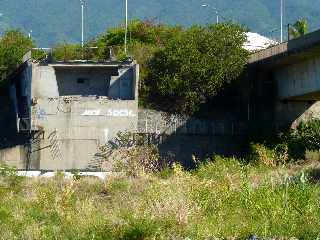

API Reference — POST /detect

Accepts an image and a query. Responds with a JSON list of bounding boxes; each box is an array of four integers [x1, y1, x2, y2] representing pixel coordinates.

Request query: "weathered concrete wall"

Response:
[[249, 30, 320, 101], [32, 65, 59, 98], [4, 52, 320, 170], [138, 109, 250, 136], [275, 56, 320, 100], [273, 101, 320, 128], [109, 67, 134, 100], [31, 63, 137, 100], [132, 64, 139, 100], [249, 29, 320, 65], [55, 68, 112, 97], [25, 61, 139, 170], [2, 61, 140, 170], [32, 97, 138, 141], [136, 109, 249, 166], [0, 146, 26, 169], [3, 100, 320, 170], [4, 61, 33, 132], [0, 85, 18, 135], [249, 50, 320, 130], [30, 97, 138, 170]]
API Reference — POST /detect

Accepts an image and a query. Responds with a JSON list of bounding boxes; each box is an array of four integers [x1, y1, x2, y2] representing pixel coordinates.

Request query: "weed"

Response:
[[0, 158, 319, 239], [71, 169, 82, 180], [0, 163, 25, 193]]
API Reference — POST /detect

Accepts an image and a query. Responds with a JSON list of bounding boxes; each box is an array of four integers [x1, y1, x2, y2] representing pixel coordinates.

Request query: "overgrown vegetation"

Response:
[[145, 24, 248, 113], [6, 19, 239, 113], [0, 119, 320, 239], [0, 20, 249, 114], [51, 43, 84, 62], [0, 153, 320, 239], [96, 20, 182, 58], [0, 30, 34, 85], [98, 21, 248, 114], [248, 119, 320, 166]]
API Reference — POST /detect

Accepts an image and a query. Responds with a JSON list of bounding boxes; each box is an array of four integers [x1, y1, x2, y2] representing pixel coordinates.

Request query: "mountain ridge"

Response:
[[0, 0, 319, 46]]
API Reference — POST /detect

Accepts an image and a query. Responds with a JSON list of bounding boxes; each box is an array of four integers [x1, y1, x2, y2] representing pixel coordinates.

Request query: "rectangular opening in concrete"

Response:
[[54, 67, 115, 96]]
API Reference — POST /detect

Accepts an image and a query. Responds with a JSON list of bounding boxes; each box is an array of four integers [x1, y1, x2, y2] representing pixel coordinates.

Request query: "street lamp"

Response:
[[28, 30, 32, 39], [280, 0, 283, 42], [201, 4, 219, 24], [0, 14, 3, 35], [80, 0, 85, 48], [124, 0, 128, 54]]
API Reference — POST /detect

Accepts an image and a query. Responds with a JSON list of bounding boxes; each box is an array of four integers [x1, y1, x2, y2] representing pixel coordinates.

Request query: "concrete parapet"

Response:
[[249, 29, 320, 66]]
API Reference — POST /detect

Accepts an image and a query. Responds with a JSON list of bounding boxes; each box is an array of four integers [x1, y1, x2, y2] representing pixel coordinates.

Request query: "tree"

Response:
[[145, 23, 249, 114], [0, 30, 34, 82], [97, 21, 249, 114], [96, 19, 182, 60], [289, 19, 309, 39], [95, 20, 183, 107]]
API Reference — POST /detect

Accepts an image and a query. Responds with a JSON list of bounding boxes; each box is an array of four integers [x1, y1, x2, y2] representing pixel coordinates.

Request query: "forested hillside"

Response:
[[0, 0, 320, 46]]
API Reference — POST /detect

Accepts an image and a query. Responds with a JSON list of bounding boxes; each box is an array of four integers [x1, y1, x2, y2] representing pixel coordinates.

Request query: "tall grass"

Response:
[[0, 158, 319, 239]]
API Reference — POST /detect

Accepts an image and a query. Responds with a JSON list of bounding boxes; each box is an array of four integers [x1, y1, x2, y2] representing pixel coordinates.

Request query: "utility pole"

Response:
[[80, 0, 85, 48], [280, 0, 283, 42], [125, 0, 128, 54]]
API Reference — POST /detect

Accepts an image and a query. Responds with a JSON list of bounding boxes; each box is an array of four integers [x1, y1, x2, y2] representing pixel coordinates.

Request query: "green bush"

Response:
[[95, 20, 249, 113], [248, 119, 320, 163], [146, 23, 249, 114], [52, 43, 83, 61], [0, 30, 34, 82], [119, 215, 160, 240], [97, 19, 181, 51], [278, 119, 320, 160], [31, 49, 47, 60], [292, 119, 320, 149], [111, 144, 165, 177], [0, 163, 25, 193], [248, 143, 289, 167]]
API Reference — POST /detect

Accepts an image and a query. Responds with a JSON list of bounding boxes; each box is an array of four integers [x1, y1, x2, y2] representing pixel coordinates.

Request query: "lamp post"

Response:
[[124, 0, 128, 54], [201, 4, 219, 24], [280, 0, 283, 42], [80, 0, 85, 48], [28, 30, 32, 39]]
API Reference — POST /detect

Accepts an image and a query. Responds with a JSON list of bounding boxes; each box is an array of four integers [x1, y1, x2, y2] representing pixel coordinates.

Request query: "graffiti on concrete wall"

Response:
[[36, 109, 46, 120], [106, 109, 136, 117], [80, 109, 136, 117], [81, 109, 101, 116]]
